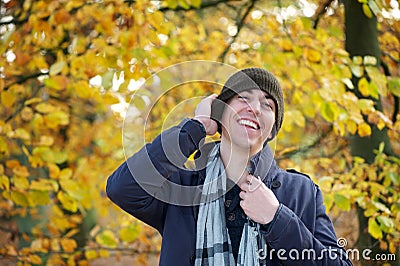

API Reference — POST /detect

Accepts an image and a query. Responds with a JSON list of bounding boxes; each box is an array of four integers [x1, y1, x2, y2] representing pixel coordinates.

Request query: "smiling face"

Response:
[[220, 89, 276, 156]]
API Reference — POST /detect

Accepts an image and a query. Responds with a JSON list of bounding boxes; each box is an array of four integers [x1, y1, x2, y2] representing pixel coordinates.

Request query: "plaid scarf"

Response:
[[195, 144, 260, 266]]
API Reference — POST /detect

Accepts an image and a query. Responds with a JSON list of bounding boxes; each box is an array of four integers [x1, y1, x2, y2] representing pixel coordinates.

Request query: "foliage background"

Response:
[[0, 0, 399, 265]]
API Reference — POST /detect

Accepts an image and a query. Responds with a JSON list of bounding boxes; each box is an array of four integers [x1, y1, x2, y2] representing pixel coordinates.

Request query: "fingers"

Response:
[[194, 94, 217, 118], [249, 175, 254, 185], [246, 174, 257, 184], [239, 191, 246, 200], [208, 93, 218, 99], [193, 94, 219, 135], [201, 94, 217, 105], [239, 176, 251, 191], [239, 180, 247, 191], [239, 175, 262, 211], [240, 175, 262, 192], [239, 176, 280, 224]]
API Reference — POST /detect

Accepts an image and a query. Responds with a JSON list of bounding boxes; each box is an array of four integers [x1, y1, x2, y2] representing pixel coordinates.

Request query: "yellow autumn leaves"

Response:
[[1, 157, 85, 213], [1, 0, 399, 264], [317, 143, 399, 254]]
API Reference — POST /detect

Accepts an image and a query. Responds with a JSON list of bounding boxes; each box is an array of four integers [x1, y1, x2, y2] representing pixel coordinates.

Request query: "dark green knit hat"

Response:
[[211, 67, 284, 141]]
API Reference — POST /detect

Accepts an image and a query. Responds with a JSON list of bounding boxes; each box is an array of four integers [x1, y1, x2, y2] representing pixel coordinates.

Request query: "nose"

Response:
[[247, 99, 261, 116]]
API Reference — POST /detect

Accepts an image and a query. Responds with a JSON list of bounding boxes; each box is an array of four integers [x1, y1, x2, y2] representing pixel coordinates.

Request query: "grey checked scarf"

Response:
[[195, 144, 260, 266]]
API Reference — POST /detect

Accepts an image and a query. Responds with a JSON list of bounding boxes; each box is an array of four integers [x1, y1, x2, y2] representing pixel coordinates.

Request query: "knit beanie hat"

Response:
[[210, 67, 284, 141]]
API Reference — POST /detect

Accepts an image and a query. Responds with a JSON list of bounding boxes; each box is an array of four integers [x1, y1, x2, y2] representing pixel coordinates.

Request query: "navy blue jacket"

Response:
[[106, 119, 353, 265]]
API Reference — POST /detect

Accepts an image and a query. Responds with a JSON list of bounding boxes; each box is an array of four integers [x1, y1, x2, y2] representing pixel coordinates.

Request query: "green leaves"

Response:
[[321, 102, 339, 122], [132, 95, 146, 111], [32, 147, 68, 165], [368, 218, 382, 239], [368, 214, 394, 240], [334, 193, 351, 211], [377, 216, 394, 233], [362, 3, 374, 18], [28, 190, 51, 206], [49, 61, 66, 76], [388, 77, 400, 97], [165, 0, 202, 9], [319, 145, 399, 249], [119, 223, 141, 243], [95, 230, 118, 248], [10, 191, 29, 206]]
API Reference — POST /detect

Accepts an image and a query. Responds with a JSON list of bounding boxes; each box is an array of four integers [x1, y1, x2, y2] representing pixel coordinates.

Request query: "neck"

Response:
[[219, 139, 256, 186]]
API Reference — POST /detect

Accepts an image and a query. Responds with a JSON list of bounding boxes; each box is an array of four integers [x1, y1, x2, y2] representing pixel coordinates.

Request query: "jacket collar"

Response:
[[249, 143, 276, 186], [195, 141, 277, 186], [192, 142, 278, 220]]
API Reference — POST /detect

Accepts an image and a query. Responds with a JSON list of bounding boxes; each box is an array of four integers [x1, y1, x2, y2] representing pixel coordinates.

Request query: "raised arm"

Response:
[[106, 94, 218, 233], [106, 118, 206, 233]]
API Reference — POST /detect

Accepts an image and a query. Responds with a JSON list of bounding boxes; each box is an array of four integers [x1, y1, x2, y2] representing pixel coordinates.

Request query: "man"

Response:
[[106, 68, 353, 265]]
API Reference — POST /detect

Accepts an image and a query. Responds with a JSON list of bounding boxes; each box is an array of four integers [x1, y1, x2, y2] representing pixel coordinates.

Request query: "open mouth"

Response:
[[238, 119, 260, 130]]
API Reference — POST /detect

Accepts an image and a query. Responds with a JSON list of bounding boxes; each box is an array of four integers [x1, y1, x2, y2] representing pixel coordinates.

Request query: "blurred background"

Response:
[[0, 0, 399, 265]]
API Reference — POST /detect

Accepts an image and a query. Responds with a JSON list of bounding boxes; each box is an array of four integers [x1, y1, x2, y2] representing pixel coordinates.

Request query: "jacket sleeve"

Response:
[[261, 184, 353, 265], [106, 118, 206, 233]]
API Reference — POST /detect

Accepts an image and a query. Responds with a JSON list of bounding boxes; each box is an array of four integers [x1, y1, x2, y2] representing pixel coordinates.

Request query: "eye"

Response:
[[237, 95, 248, 101], [262, 101, 273, 110]]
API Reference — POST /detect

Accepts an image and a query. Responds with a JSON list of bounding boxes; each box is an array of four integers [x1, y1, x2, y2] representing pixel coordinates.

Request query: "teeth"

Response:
[[239, 119, 258, 129]]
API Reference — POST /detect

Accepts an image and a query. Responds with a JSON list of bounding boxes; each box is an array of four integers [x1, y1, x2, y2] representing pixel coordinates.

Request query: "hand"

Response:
[[194, 94, 219, 135], [239, 175, 279, 224]]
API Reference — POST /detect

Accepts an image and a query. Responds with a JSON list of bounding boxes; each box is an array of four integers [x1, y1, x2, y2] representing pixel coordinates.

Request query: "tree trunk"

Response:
[[344, 1, 395, 264], [344, 0, 393, 160]]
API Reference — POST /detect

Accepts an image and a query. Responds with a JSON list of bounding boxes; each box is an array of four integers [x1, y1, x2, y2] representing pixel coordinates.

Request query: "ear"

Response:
[[267, 126, 276, 141]]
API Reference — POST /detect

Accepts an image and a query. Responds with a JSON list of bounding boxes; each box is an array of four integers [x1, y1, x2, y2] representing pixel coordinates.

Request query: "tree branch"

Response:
[[5, 85, 43, 123], [275, 126, 338, 161], [393, 95, 399, 123], [0, 0, 32, 27], [4, 72, 47, 92], [218, 0, 256, 62], [382, 51, 400, 64], [158, 0, 234, 12], [276, 0, 293, 40], [312, 0, 335, 29]]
